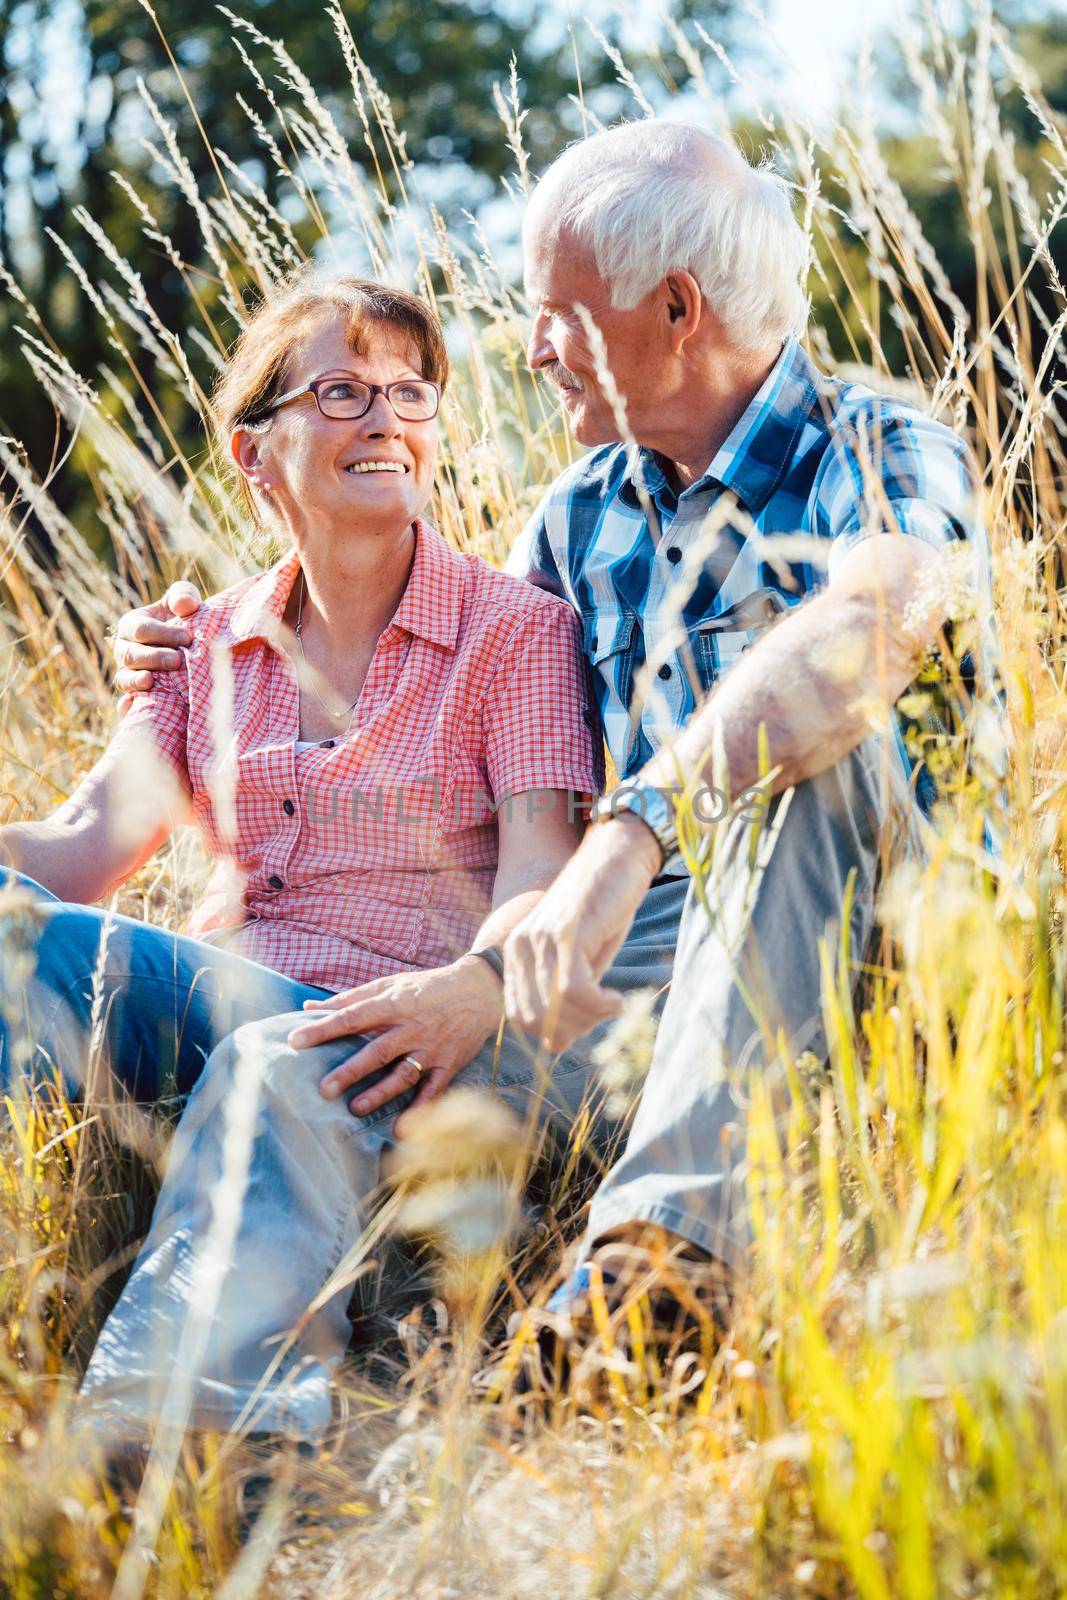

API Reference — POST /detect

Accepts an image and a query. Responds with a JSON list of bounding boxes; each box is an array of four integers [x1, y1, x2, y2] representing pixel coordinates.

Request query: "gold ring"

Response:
[[401, 1054, 425, 1079]]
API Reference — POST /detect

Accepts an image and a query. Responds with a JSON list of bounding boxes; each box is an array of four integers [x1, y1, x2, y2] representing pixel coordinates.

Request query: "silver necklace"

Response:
[[294, 573, 358, 722]]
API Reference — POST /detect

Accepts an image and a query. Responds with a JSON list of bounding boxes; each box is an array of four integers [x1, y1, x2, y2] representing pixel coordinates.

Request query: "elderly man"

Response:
[[113, 121, 994, 1405]]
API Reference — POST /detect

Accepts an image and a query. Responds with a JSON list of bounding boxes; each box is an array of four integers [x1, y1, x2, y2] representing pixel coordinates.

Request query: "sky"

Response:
[[770, 0, 901, 116]]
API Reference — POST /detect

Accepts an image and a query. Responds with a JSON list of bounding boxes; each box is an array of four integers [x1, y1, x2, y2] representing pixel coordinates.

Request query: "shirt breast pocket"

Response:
[[191, 744, 283, 861], [582, 608, 641, 773], [694, 587, 790, 687]]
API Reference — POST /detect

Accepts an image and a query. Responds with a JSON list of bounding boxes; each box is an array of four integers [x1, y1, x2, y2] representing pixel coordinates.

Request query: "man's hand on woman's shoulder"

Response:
[[113, 582, 202, 696]]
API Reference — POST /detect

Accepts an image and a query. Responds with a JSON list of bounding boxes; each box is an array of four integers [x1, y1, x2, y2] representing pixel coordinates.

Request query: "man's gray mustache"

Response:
[[543, 362, 584, 391]]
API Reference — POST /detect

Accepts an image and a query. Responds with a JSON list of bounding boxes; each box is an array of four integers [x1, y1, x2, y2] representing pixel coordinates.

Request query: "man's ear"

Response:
[[664, 270, 703, 351]]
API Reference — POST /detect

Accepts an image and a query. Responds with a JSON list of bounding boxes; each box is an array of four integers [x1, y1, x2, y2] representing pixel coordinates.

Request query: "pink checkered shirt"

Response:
[[112, 520, 600, 991]]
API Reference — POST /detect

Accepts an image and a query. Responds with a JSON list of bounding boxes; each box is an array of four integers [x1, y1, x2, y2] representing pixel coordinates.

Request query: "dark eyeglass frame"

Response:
[[246, 373, 442, 426]]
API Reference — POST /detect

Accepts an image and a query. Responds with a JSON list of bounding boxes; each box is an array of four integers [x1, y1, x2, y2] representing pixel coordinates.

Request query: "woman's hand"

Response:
[[287, 955, 504, 1122]]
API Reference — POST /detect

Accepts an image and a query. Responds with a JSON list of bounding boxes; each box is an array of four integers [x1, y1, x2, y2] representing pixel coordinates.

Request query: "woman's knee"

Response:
[[0, 902, 117, 1092], [0, 870, 61, 905], [10, 901, 122, 1001]]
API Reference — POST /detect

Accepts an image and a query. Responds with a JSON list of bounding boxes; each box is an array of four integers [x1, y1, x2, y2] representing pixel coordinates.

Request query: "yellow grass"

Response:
[[0, 3, 1065, 1594]]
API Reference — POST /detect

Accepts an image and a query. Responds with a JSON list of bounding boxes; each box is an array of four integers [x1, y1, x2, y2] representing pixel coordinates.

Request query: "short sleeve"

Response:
[[483, 602, 604, 801], [823, 407, 990, 596], [106, 661, 192, 792], [504, 491, 568, 599]]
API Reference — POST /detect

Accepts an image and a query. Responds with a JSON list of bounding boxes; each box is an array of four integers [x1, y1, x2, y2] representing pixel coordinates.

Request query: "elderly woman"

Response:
[[1, 272, 598, 1097], [0, 272, 604, 1441]]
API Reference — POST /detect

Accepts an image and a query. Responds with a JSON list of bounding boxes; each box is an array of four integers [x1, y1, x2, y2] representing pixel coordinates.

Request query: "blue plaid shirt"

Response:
[[506, 335, 1000, 817]]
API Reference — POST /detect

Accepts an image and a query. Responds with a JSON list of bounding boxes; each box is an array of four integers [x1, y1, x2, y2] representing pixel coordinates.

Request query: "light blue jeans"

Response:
[[77, 734, 915, 1443]]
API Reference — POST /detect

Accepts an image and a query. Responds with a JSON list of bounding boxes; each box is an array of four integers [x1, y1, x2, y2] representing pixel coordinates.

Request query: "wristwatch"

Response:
[[590, 781, 679, 866]]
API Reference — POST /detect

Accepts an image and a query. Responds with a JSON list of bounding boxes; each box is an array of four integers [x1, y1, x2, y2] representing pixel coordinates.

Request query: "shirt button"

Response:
[[657, 663, 672, 681], [268, 874, 284, 891], [322, 740, 336, 749], [282, 799, 295, 816], [666, 546, 682, 564]]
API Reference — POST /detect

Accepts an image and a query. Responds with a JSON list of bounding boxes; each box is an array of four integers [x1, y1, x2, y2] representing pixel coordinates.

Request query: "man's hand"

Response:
[[287, 956, 504, 1126], [113, 582, 203, 696], [504, 815, 662, 1052]]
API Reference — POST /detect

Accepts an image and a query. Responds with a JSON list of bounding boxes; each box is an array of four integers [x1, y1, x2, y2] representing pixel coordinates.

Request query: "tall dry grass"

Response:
[[0, 2, 1064, 1595]]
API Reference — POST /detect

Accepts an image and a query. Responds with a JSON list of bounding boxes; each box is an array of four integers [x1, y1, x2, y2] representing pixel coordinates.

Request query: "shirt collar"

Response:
[[230, 548, 301, 644], [621, 446, 672, 509], [229, 519, 463, 650], [391, 519, 463, 649], [619, 336, 822, 519]]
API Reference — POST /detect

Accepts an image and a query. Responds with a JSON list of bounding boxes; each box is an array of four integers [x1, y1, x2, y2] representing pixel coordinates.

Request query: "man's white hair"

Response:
[[531, 121, 808, 350]]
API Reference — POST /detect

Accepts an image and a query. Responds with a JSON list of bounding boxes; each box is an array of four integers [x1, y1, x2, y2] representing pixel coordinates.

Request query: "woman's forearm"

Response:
[[0, 752, 177, 904], [0, 818, 113, 903], [443, 887, 549, 1050], [468, 788, 587, 956], [469, 888, 547, 953]]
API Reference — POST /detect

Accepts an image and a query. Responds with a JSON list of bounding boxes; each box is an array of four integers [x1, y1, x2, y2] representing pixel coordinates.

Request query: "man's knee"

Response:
[[801, 734, 892, 849], [662, 741, 892, 1048], [707, 735, 890, 898]]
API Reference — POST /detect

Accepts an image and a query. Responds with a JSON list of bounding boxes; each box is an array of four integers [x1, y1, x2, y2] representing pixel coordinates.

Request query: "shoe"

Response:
[[230, 1433, 322, 1541], [88, 1426, 326, 1541], [488, 1225, 733, 1414], [98, 1437, 151, 1510]]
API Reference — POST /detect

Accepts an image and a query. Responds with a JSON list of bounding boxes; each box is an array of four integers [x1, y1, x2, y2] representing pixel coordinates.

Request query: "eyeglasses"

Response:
[[248, 373, 441, 425]]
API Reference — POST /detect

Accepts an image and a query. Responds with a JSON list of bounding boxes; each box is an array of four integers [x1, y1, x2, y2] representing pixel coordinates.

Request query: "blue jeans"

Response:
[[0, 872, 329, 1105]]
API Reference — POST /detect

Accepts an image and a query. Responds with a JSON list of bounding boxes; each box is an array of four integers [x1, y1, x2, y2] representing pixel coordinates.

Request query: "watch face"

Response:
[[604, 784, 677, 854]]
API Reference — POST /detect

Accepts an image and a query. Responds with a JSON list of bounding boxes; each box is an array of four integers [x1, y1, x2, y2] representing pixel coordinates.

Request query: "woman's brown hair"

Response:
[[213, 270, 449, 521]]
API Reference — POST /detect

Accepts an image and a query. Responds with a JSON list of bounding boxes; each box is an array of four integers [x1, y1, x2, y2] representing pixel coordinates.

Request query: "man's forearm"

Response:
[[643, 581, 927, 808]]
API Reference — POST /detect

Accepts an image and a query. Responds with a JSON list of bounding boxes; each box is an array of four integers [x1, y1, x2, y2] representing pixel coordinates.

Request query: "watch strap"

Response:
[[469, 943, 506, 983]]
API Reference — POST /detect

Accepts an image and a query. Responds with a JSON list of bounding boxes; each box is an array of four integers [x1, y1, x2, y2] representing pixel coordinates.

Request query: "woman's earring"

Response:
[[261, 480, 273, 494]]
